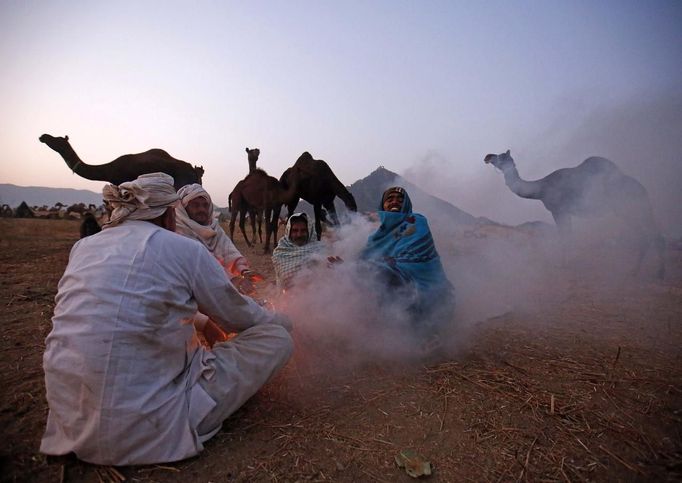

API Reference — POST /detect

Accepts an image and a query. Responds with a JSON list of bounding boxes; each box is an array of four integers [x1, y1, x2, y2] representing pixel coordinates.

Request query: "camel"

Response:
[[484, 150, 665, 278], [39, 134, 204, 190], [280, 152, 357, 240], [228, 178, 263, 246], [228, 169, 300, 253], [246, 147, 260, 174]]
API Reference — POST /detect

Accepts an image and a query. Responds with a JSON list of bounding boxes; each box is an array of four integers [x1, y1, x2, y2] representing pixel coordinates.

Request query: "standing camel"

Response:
[[228, 178, 263, 246], [39, 134, 204, 190], [280, 152, 357, 240], [484, 150, 665, 278], [227, 147, 264, 245], [229, 169, 300, 253]]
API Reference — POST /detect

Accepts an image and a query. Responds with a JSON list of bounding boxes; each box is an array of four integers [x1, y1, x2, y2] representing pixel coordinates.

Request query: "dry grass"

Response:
[[0, 218, 680, 482]]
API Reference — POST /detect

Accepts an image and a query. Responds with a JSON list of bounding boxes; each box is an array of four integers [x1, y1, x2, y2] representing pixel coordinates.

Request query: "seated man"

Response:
[[361, 186, 455, 338], [272, 213, 333, 291], [175, 183, 262, 292], [41, 173, 293, 466]]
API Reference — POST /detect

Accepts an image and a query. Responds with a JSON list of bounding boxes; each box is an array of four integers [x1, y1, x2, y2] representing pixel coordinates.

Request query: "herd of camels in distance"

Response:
[[33, 133, 665, 278]]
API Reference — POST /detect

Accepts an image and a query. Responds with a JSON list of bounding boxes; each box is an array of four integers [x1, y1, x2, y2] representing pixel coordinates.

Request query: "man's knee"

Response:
[[265, 324, 294, 362], [237, 323, 293, 363]]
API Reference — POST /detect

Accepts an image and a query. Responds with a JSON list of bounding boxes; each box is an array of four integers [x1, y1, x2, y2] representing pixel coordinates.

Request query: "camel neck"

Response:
[[56, 143, 104, 182], [501, 164, 542, 200]]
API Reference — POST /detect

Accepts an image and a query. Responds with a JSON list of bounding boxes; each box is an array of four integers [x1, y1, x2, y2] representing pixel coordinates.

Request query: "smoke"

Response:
[[402, 89, 682, 239], [277, 208, 567, 376], [547, 91, 682, 239], [280, 215, 421, 372], [276, 87, 682, 375]]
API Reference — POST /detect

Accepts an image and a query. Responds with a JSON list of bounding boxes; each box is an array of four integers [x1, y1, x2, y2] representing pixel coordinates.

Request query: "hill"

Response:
[[346, 166, 491, 226]]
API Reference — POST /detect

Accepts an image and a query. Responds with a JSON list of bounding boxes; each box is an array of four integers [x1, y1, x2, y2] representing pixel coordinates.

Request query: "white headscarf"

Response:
[[102, 173, 180, 228], [175, 184, 248, 276]]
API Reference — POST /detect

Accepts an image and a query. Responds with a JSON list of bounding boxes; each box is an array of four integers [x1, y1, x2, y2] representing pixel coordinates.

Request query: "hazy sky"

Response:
[[1, 1, 680, 231]]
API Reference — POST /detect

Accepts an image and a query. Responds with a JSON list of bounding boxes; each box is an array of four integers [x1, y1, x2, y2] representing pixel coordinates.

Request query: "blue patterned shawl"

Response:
[[361, 188, 454, 327]]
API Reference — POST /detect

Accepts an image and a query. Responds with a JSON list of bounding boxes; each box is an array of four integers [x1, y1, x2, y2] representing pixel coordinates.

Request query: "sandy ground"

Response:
[[0, 218, 680, 482]]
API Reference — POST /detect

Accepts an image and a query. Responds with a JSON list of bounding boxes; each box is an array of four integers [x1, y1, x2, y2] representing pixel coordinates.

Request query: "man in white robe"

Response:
[[41, 173, 293, 465]]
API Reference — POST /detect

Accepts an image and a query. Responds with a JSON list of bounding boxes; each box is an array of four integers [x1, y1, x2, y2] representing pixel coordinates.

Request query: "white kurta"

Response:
[[41, 220, 286, 465]]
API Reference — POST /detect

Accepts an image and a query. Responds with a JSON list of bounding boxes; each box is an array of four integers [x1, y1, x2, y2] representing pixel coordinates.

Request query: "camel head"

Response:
[[39, 134, 70, 151], [246, 147, 260, 163], [484, 150, 514, 170], [194, 165, 205, 183]]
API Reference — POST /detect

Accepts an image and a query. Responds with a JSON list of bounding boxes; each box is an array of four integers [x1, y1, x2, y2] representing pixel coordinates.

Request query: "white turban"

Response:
[[177, 183, 211, 207], [102, 173, 180, 228], [175, 183, 249, 276]]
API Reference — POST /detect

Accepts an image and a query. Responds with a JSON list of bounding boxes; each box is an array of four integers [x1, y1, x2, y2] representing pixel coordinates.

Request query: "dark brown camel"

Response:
[[280, 152, 357, 240], [484, 150, 665, 278], [229, 147, 264, 243], [39, 134, 204, 190], [228, 169, 299, 253], [228, 178, 263, 246]]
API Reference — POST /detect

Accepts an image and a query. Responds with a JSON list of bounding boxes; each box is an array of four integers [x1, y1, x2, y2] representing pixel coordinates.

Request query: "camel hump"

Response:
[[246, 168, 269, 178], [579, 157, 620, 175], [143, 148, 174, 158]]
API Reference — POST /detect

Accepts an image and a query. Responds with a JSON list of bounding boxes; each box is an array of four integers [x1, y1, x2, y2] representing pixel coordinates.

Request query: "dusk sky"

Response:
[[1, 1, 680, 231]]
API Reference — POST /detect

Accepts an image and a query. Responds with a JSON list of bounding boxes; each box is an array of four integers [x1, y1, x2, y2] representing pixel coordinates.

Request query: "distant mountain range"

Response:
[[0, 184, 103, 208], [1, 168, 495, 227]]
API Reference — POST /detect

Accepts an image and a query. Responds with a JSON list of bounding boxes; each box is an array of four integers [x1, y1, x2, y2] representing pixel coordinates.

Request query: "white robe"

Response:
[[41, 220, 289, 465]]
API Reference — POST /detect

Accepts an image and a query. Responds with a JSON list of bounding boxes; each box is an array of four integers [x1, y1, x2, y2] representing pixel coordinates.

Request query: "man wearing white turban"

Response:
[[175, 183, 262, 288], [41, 173, 294, 466]]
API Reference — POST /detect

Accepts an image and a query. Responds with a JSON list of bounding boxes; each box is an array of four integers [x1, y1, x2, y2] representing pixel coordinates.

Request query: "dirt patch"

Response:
[[0, 218, 680, 482]]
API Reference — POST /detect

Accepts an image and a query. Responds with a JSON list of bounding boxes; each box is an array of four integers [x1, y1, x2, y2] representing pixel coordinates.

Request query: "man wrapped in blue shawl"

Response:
[[361, 187, 455, 335]]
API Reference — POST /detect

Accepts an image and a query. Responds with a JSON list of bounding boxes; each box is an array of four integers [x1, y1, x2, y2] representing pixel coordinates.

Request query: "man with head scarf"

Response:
[[41, 173, 293, 466], [361, 186, 455, 340], [272, 212, 332, 291], [175, 183, 262, 287]]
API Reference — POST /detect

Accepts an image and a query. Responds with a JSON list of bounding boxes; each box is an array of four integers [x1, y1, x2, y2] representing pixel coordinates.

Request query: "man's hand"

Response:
[[327, 255, 343, 267], [203, 319, 229, 348], [231, 276, 255, 295], [241, 269, 264, 282]]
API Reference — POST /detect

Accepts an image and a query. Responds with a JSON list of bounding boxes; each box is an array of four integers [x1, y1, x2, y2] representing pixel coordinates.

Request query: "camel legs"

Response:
[[238, 207, 253, 248], [313, 204, 324, 241], [551, 211, 572, 268], [322, 201, 338, 226], [620, 208, 665, 280], [229, 210, 238, 241], [248, 208, 259, 245], [255, 209, 263, 244], [608, 180, 666, 279], [262, 205, 282, 254]]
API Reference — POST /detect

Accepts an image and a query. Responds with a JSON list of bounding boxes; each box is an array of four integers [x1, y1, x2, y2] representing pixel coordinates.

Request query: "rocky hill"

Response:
[[346, 166, 491, 226]]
